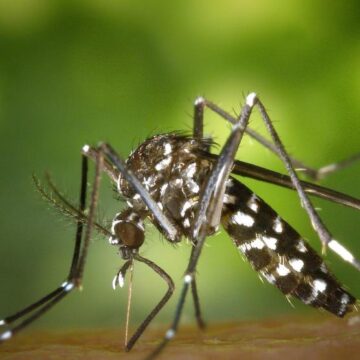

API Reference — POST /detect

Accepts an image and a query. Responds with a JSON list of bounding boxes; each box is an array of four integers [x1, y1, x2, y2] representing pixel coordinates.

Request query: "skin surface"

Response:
[[1, 315, 360, 360]]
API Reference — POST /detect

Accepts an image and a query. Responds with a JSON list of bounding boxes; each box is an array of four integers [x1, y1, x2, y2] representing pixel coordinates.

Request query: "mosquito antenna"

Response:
[[125, 260, 134, 347], [32, 174, 111, 237]]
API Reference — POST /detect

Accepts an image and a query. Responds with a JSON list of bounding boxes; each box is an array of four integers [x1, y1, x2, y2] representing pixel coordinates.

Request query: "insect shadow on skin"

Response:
[[0, 93, 360, 359]]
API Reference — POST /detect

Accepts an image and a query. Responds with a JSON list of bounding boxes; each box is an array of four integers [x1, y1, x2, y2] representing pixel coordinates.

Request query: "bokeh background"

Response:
[[0, 0, 359, 334]]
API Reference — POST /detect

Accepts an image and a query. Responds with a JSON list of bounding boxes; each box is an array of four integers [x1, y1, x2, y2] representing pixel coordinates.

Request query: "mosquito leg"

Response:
[[201, 153, 360, 211], [242, 126, 359, 181], [194, 97, 359, 181], [229, 158, 360, 210], [191, 94, 347, 214], [190, 274, 206, 329], [0, 155, 90, 341], [81, 144, 183, 350], [147, 94, 257, 359], [195, 95, 360, 269], [311, 152, 360, 180], [0, 287, 71, 341], [125, 254, 175, 352], [0, 285, 68, 333], [73, 148, 103, 286], [69, 155, 88, 280], [193, 97, 204, 140], [188, 244, 206, 330], [252, 96, 360, 270]]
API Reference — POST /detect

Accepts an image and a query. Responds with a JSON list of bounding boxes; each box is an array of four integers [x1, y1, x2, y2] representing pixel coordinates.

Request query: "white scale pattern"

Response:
[[304, 278, 329, 305], [247, 194, 259, 212], [232, 211, 255, 227], [289, 258, 304, 272], [155, 157, 172, 171], [276, 264, 291, 276], [273, 217, 283, 233], [262, 236, 278, 250]]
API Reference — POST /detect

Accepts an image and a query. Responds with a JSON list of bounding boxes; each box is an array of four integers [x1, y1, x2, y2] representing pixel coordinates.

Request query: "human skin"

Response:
[[1, 315, 360, 360]]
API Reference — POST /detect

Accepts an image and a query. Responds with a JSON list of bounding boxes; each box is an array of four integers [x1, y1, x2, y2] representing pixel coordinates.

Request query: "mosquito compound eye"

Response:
[[113, 221, 144, 249]]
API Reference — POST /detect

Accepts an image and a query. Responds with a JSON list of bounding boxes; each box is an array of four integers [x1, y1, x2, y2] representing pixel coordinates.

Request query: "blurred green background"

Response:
[[0, 0, 359, 334]]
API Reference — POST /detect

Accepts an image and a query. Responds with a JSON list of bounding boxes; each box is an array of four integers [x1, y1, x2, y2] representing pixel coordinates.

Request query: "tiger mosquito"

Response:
[[1, 93, 360, 358]]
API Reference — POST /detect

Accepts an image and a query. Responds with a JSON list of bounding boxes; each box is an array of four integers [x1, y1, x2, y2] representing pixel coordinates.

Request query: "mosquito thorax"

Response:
[[116, 133, 214, 239]]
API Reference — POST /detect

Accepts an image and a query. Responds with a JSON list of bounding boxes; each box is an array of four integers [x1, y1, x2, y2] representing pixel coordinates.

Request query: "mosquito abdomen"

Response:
[[221, 177, 356, 317]]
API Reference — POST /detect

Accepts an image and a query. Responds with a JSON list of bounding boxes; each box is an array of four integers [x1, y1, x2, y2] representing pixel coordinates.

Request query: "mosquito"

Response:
[[0, 93, 360, 359]]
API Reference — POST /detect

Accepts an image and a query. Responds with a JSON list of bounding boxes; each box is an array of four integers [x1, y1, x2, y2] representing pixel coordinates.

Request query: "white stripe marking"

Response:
[[250, 238, 265, 250], [155, 157, 172, 171], [186, 163, 197, 178], [262, 236, 278, 250], [62, 282, 74, 292], [160, 183, 168, 196], [273, 217, 283, 233], [187, 179, 200, 193], [164, 143, 172, 155], [82, 144, 90, 153], [238, 238, 265, 252], [223, 194, 237, 204], [246, 92, 257, 107], [328, 239, 355, 264], [0, 330, 12, 341], [233, 211, 255, 227], [296, 240, 307, 253], [184, 274, 193, 284], [276, 264, 290, 276], [313, 279, 327, 293], [194, 97, 205, 106], [166, 329, 175, 339], [247, 194, 259, 212], [341, 293, 350, 304], [112, 276, 118, 290], [339, 293, 351, 315], [289, 258, 304, 272], [118, 273, 125, 288], [181, 200, 194, 217]]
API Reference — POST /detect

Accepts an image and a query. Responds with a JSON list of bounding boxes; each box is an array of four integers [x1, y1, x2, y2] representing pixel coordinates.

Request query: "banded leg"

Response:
[[254, 97, 360, 268], [193, 96, 360, 181], [201, 153, 360, 211], [195, 95, 360, 270], [0, 154, 92, 341], [190, 277, 206, 329], [123, 255, 174, 351], [87, 145, 206, 337], [147, 93, 257, 359], [149, 93, 360, 358]]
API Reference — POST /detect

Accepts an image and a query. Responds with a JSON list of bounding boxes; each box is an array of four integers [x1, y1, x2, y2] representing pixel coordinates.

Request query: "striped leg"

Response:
[[147, 93, 359, 359], [194, 94, 360, 270], [193, 96, 360, 181], [146, 93, 257, 359], [0, 155, 91, 341]]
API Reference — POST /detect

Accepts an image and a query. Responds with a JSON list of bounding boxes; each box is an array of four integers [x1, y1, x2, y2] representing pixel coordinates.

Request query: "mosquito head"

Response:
[[109, 209, 145, 259], [115, 221, 144, 249]]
